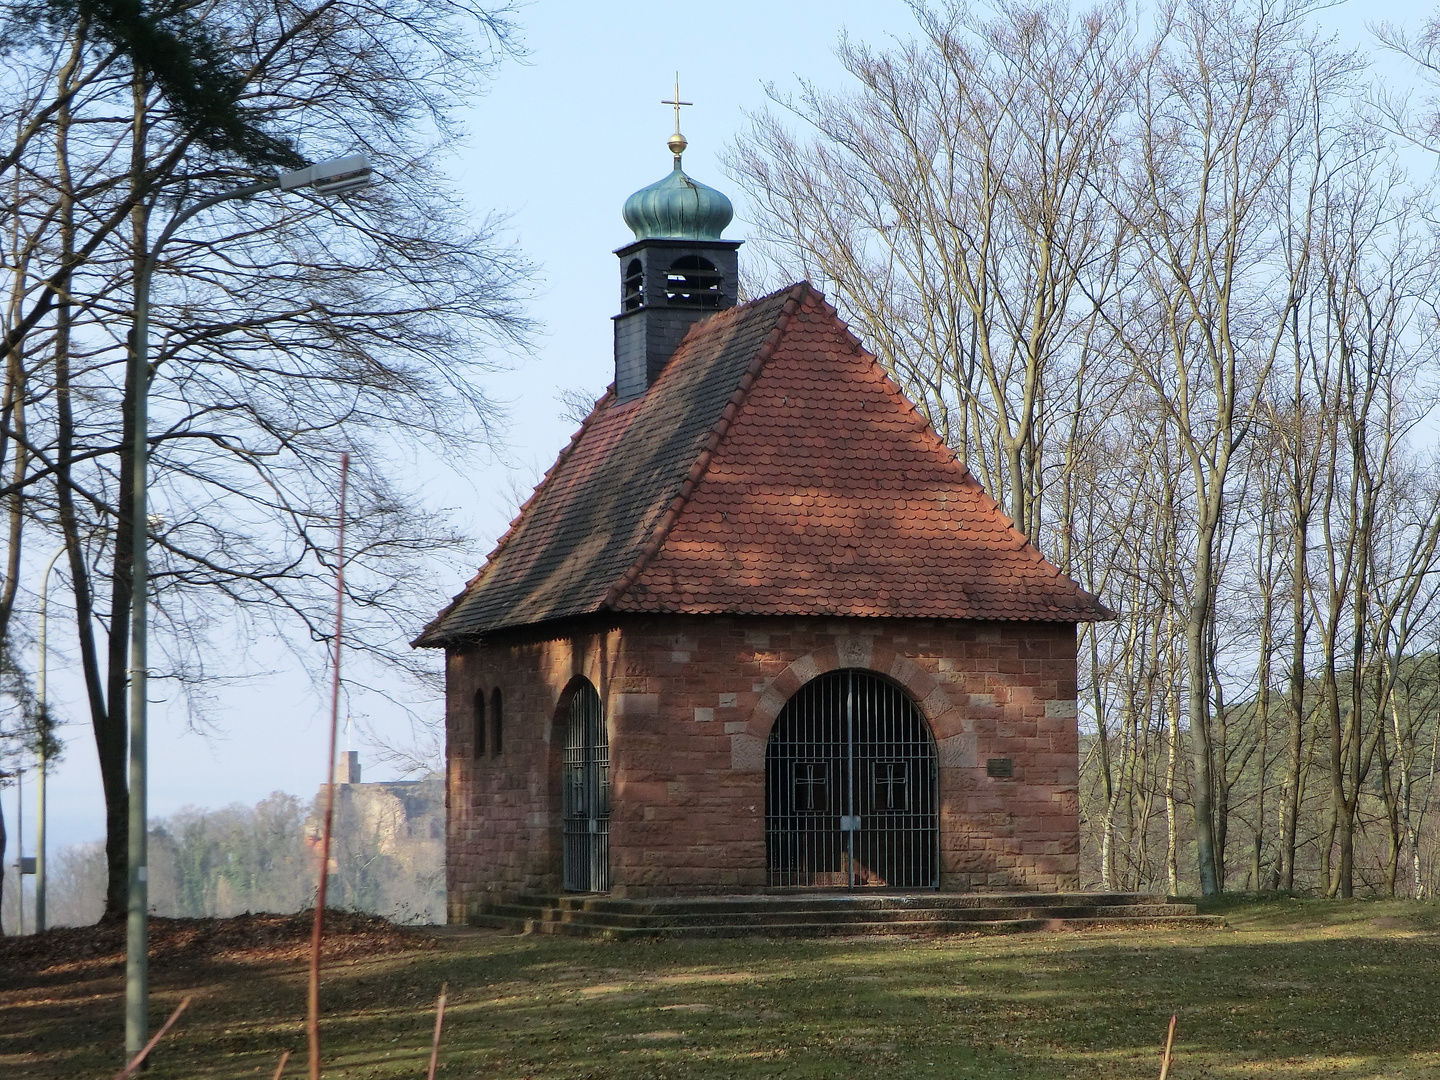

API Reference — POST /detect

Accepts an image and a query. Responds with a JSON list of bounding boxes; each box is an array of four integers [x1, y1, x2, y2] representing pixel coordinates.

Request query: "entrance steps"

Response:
[[470, 891, 1222, 939]]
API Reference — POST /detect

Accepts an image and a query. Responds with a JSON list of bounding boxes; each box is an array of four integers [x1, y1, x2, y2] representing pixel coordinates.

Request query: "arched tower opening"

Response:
[[665, 254, 722, 308], [622, 258, 644, 311]]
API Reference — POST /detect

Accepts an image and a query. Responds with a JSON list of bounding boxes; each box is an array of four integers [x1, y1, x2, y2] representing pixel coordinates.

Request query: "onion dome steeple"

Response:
[[613, 77, 742, 404], [621, 82, 734, 241], [621, 160, 734, 241]]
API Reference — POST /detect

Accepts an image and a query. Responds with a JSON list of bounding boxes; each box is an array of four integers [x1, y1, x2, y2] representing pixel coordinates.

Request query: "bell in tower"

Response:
[[613, 82, 741, 403]]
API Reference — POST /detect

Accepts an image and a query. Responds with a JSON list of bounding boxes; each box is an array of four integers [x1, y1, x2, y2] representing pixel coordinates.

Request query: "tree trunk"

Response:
[[1378, 702, 1400, 896], [0, 794, 6, 930], [1321, 658, 1343, 896], [1165, 678, 1180, 896], [1091, 618, 1115, 889], [1212, 629, 1230, 889], [1187, 517, 1221, 896], [1005, 439, 1026, 540], [52, 26, 125, 922], [95, 69, 148, 921], [1280, 515, 1307, 890], [0, 337, 27, 647], [1255, 676, 1270, 892]]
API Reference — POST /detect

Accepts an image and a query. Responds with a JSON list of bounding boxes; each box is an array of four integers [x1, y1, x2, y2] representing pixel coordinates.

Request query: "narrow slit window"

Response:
[[623, 258, 645, 311], [491, 687, 504, 755], [473, 689, 486, 759]]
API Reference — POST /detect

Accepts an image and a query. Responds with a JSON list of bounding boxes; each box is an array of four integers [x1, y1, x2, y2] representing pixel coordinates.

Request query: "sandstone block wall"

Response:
[[444, 615, 1080, 922]]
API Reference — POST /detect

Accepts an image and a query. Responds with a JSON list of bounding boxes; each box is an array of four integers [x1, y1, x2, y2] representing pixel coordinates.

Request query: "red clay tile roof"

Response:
[[415, 283, 1108, 646]]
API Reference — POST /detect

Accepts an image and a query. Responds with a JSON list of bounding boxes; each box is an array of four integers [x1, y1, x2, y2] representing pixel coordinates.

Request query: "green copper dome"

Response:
[[623, 158, 734, 241]]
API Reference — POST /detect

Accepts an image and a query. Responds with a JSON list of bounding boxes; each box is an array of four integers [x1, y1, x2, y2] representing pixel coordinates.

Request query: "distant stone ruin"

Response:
[[305, 754, 445, 923]]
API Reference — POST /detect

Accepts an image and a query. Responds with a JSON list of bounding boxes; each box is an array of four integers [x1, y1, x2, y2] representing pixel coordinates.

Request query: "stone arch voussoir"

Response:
[[742, 641, 956, 741]]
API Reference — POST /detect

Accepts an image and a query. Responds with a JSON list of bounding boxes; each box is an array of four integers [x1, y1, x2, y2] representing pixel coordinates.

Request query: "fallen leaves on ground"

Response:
[[0, 908, 434, 979]]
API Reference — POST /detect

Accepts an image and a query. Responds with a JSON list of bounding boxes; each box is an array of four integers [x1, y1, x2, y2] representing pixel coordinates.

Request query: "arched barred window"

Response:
[[765, 669, 937, 888], [561, 679, 609, 891]]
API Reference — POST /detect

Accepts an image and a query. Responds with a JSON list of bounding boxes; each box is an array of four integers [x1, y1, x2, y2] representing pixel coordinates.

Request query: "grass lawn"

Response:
[[3, 898, 1439, 1079]]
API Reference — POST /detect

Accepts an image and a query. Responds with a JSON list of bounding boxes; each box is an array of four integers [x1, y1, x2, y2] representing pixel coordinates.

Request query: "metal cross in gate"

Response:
[[873, 760, 909, 810], [793, 761, 828, 811]]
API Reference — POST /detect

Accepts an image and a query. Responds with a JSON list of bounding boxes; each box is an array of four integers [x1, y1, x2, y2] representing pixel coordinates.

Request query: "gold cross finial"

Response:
[[661, 72, 692, 159]]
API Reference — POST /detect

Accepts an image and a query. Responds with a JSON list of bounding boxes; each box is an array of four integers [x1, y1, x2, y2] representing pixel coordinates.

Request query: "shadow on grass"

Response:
[[1191, 890, 1318, 913], [4, 905, 1440, 1079], [361, 920, 1440, 1079]]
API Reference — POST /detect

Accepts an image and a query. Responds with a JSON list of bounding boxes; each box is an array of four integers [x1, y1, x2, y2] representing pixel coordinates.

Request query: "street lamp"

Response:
[[35, 543, 65, 933], [124, 153, 373, 1061]]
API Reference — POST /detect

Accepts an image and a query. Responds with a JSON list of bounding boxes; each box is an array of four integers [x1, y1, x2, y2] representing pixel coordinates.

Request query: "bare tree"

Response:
[[1100, 0, 1358, 894], [728, 0, 1135, 537], [2, 0, 531, 917]]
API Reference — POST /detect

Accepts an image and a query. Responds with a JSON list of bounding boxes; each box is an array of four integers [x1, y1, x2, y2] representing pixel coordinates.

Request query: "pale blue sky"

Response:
[[13, 0, 1438, 871]]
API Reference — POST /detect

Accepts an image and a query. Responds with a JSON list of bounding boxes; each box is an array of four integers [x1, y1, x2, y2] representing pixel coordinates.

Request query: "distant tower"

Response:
[[613, 78, 741, 403], [334, 750, 361, 784]]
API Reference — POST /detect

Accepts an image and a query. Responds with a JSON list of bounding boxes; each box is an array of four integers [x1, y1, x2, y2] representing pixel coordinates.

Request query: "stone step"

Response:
[[471, 891, 1221, 939], [471, 911, 1224, 941], [485, 901, 1200, 929], [516, 891, 1185, 916]]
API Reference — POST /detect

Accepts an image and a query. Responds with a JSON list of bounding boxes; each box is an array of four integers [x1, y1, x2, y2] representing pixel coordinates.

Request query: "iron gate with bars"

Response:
[[562, 681, 610, 891], [765, 669, 938, 888]]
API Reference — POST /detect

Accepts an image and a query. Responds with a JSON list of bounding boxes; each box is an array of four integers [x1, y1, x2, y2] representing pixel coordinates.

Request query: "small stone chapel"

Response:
[[415, 125, 1110, 921]]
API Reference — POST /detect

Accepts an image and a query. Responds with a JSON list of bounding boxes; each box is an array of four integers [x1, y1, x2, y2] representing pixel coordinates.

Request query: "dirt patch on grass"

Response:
[[1371, 915, 1418, 931], [0, 909, 434, 981]]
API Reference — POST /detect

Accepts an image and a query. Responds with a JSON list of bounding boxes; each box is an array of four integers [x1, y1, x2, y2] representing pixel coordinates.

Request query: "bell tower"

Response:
[[614, 82, 741, 404]]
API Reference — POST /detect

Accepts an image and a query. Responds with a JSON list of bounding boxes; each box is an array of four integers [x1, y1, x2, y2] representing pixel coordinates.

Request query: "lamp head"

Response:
[[279, 154, 373, 195]]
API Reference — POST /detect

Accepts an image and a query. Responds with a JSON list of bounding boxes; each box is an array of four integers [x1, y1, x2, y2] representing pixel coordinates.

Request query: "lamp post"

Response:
[[34, 543, 65, 933], [124, 154, 372, 1060], [13, 762, 20, 934]]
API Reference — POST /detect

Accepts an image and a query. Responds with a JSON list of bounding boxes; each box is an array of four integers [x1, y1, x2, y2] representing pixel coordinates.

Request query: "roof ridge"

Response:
[[413, 384, 615, 646], [601, 282, 811, 610]]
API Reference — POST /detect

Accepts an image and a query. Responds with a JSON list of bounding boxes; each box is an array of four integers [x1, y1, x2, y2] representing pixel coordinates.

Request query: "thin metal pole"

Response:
[[15, 764, 21, 934], [308, 451, 348, 1080], [36, 544, 63, 933], [846, 670, 855, 889], [124, 179, 277, 1059], [124, 192, 154, 1057]]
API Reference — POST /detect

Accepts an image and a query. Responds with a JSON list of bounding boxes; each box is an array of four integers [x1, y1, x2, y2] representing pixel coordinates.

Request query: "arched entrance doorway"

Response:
[[561, 680, 610, 892], [765, 669, 938, 888]]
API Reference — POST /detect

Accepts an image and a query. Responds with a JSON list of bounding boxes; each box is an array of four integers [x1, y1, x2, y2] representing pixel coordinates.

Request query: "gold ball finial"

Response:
[[668, 131, 688, 158]]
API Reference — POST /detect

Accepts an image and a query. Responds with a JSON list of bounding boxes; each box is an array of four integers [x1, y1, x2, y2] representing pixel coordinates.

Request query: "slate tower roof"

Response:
[[416, 284, 1108, 647]]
